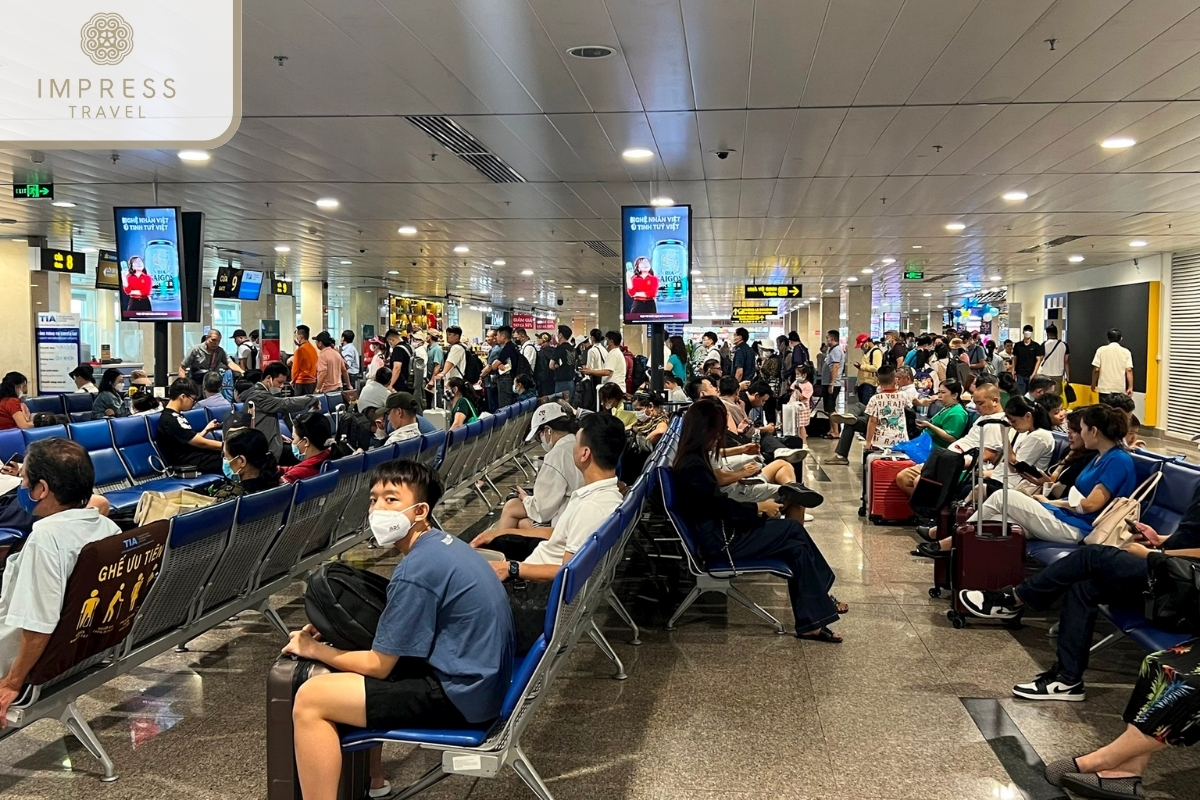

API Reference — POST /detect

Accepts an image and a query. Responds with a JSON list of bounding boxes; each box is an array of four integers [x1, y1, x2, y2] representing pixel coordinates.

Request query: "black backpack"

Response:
[[304, 563, 389, 651], [909, 448, 967, 519], [453, 343, 484, 384], [616, 431, 653, 485], [631, 355, 649, 390], [334, 408, 375, 455]]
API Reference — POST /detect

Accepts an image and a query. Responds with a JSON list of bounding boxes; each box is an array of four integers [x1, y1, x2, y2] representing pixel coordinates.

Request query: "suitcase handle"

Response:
[[974, 418, 1013, 537]]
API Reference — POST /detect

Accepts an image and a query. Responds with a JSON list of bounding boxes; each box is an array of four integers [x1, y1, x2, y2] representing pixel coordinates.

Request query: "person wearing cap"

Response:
[[852, 334, 882, 407], [382, 392, 423, 446], [70, 364, 98, 395], [472, 402, 584, 541], [473, 412, 623, 587]]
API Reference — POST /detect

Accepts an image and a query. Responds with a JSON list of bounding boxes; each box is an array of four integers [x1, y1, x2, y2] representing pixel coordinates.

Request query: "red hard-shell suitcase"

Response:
[[267, 656, 369, 800], [867, 455, 916, 524]]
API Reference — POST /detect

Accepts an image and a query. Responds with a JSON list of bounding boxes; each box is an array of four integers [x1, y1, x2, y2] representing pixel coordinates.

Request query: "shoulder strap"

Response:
[[1131, 470, 1162, 503], [1044, 339, 1062, 359]]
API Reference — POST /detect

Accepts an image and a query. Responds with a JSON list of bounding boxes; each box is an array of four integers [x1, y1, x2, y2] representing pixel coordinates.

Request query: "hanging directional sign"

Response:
[[744, 284, 802, 299], [731, 305, 779, 322], [13, 182, 53, 200]]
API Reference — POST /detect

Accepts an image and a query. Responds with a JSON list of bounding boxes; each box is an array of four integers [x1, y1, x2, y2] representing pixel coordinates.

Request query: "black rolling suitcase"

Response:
[[267, 656, 370, 800]]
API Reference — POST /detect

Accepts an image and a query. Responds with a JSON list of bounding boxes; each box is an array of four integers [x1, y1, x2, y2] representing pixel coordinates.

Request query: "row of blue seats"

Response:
[[23, 388, 353, 424], [335, 417, 681, 799], [1025, 446, 1198, 653], [2, 398, 544, 783]]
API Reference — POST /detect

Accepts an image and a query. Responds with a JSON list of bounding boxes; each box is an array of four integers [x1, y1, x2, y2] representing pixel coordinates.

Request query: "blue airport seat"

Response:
[[199, 483, 295, 613], [1102, 606, 1193, 653], [207, 405, 235, 426], [63, 393, 94, 416], [182, 408, 210, 432], [315, 394, 331, 415], [110, 416, 202, 492], [1050, 432, 1070, 464], [1025, 540, 1079, 567], [418, 430, 446, 469], [24, 396, 64, 416], [394, 436, 421, 462], [22, 425, 67, 446], [0, 429, 24, 463], [70, 420, 134, 497], [1141, 461, 1200, 538]]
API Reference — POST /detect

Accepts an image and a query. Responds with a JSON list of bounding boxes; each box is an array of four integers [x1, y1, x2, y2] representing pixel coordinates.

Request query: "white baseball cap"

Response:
[[526, 403, 569, 441]]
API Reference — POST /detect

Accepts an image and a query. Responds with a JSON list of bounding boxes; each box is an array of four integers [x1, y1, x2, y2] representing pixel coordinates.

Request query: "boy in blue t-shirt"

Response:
[[285, 460, 515, 800]]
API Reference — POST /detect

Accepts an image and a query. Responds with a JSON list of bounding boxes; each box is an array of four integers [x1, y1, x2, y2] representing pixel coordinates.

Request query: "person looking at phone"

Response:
[[155, 379, 224, 475], [474, 404, 583, 542]]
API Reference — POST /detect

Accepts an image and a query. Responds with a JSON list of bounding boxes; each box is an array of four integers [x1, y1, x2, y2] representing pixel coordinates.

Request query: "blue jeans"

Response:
[[1016, 374, 1030, 394], [1016, 546, 1148, 684], [554, 379, 574, 396]]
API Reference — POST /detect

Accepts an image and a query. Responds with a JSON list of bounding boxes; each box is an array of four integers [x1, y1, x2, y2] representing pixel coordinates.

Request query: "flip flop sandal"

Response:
[[1060, 773, 1144, 799], [797, 626, 842, 643], [830, 595, 849, 614]]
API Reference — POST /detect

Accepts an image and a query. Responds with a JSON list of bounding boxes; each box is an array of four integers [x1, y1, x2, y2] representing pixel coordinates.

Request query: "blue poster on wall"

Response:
[[35, 312, 81, 394], [621, 205, 691, 324]]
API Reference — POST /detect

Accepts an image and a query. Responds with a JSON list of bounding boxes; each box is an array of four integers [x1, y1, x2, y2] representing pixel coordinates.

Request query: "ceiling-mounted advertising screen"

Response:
[[114, 206, 184, 322], [238, 269, 263, 301], [621, 204, 691, 324]]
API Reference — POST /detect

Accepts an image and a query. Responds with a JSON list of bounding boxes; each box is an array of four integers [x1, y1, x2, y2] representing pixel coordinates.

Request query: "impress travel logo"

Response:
[[0, 1, 242, 149]]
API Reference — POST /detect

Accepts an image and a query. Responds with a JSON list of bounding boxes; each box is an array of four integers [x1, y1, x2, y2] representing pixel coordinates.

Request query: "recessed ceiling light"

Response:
[[577, 288, 588, 294], [274, 245, 291, 253], [398, 225, 418, 236], [937, 304, 944, 309], [1130, 239, 1148, 248], [809, 296, 818, 301], [453, 245, 469, 253], [590, 312, 596, 316], [567, 45, 615, 59], [944, 222, 966, 231], [11, 238, 25, 242], [847, 276, 858, 282], [178, 150, 210, 162], [315, 198, 339, 209], [456, 285, 465, 289], [823, 288, 833, 293], [989, 274, 1002, 281], [546, 279, 555, 283], [861, 268, 874, 274], [650, 196, 674, 207], [340, 259, 352, 265], [881, 257, 896, 265], [622, 148, 654, 161], [922, 292, 932, 297], [336, 284, 346, 289], [493, 259, 506, 266], [51, 201, 76, 208], [517, 297, 526, 302], [80, 247, 97, 253], [1002, 190, 1028, 201], [1068, 255, 1084, 263], [911, 245, 922, 249], [387, 270, 399, 275], [564, 285, 573, 289], [589, 293, 598, 298], [521, 269, 533, 276], [1101, 137, 1136, 149], [911, 308, 920, 313]]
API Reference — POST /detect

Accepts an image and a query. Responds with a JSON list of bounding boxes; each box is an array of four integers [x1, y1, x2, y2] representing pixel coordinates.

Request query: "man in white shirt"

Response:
[[664, 371, 689, 404], [515, 328, 538, 372], [431, 326, 468, 386], [339, 330, 360, 384], [0, 439, 122, 719], [582, 330, 627, 390], [895, 383, 1006, 500], [478, 413, 626, 582], [1091, 327, 1134, 400], [382, 392, 423, 446], [701, 331, 723, 366], [1040, 324, 1069, 396], [69, 365, 98, 395]]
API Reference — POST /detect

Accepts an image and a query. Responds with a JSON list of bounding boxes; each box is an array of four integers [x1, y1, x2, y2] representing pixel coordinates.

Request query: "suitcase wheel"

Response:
[[928, 587, 942, 599], [868, 515, 880, 524], [948, 610, 966, 629]]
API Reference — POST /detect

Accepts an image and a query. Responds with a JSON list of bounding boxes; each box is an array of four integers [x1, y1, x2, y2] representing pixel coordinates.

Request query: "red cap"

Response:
[[855, 334, 870, 347]]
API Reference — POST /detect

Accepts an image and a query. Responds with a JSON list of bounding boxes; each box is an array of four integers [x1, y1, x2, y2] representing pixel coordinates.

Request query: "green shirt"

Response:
[[450, 396, 477, 425], [929, 403, 969, 448]]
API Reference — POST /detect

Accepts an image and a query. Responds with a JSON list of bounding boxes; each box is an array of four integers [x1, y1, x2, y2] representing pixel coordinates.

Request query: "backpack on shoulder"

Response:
[[304, 562, 390, 652], [458, 344, 484, 384], [631, 354, 649, 391]]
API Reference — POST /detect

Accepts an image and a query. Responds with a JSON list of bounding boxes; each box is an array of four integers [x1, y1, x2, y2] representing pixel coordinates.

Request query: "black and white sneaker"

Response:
[[958, 589, 1021, 620], [1012, 669, 1085, 702]]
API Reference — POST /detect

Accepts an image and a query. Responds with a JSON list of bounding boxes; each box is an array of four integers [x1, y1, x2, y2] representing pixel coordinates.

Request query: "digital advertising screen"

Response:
[[238, 269, 264, 301], [621, 204, 691, 324], [114, 207, 184, 322], [95, 249, 121, 290]]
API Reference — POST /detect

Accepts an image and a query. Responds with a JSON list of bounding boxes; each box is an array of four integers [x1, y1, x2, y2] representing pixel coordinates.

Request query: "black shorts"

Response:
[[822, 385, 840, 414], [363, 658, 471, 731]]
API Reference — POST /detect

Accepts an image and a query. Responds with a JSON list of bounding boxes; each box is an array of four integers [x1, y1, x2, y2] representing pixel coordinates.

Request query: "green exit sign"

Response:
[[13, 183, 53, 200], [903, 270, 924, 280]]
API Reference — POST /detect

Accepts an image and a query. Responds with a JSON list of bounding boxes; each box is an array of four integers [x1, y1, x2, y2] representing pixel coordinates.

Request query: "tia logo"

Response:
[[80, 12, 134, 66]]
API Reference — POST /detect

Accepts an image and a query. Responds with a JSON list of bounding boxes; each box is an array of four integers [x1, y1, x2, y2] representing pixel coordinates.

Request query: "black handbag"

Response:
[[505, 579, 552, 656], [1144, 551, 1200, 634]]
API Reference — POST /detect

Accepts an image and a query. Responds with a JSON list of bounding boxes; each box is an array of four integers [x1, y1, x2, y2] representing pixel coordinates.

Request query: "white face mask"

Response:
[[539, 431, 553, 453], [635, 411, 649, 422], [369, 504, 423, 547]]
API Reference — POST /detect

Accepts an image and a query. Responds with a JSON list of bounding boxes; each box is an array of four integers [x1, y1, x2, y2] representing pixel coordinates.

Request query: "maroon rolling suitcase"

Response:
[[267, 656, 370, 800], [944, 419, 1026, 628], [930, 503, 973, 598]]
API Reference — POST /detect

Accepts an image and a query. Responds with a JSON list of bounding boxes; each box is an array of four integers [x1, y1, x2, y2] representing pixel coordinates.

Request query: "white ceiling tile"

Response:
[[816, 107, 900, 176], [605, 0, 696, 112], [1071, 7, 1200, 101], [930, 104, 1057, 175], [748, 0, 829, 107], [801, 0, 904, 107], [740, 110, 798, 179], [777, 109, 847, 178], [854, 107, 953, 177], [855, 0, 981, 105], [680, 0, 754, 110], [696, 110, 748, 179]]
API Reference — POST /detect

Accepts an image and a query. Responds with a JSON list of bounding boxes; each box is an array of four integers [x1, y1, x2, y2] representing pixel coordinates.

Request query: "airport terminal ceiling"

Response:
[[5, 0, 1200, 318]]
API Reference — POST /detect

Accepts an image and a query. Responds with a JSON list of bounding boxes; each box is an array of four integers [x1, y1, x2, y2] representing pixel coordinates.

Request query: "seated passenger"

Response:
[[70, 364, 98, 395], [356, 366, 392, 415], [1043, 639, 1200, 799], [514, 374, 539, 404], [0, 439, 122, 719], [684, 374, 719, 403], [924, 405, 1132, 554], [476, 404, 582, 539], [475, 412, 624, 580], [381, 392, 422, 446], [1037, 392, 1068, 433], [1025, 374, 1056, 402], [0, 372, 33, 431], [628, 391, 670, 445], [445, 377, 480, 429], [281, 412, 334, 484], [285, 461, 515, 800], [721, 378, 804, 465], [31, 413, 69, 428], [958, 480, 1200, 706], [1125, 414, 1146, 450], [156, 379, 224, 475], [90, 368, 130, 419], [896, 382, 1006, 498], [219, 428, 282, 495], [130, 391, 161, 416], [671, 398, 840, 642], [597, 383, 633, 425], [663, 371, 688, 404], [195, 370, 232, 410], [964, 395, 1056, 503]]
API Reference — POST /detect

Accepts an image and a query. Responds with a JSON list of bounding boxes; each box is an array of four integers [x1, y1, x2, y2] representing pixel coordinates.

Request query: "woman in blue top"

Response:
[[966, 404, 1135, 544], [90, 368, 131, 419], [667, 335, 689, 381]]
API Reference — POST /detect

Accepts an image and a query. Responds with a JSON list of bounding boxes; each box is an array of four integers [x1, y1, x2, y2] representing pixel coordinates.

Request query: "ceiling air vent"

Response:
[[1017, 235, 1086, 254], [583, 240, 619, 258], [405, 116, 526, 184]]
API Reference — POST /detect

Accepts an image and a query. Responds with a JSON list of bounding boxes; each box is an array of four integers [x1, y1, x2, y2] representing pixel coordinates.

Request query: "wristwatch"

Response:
[[507, 561, 521, 581]]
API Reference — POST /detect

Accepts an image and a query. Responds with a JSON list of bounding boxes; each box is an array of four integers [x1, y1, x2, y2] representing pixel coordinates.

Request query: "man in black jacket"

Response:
[[238, 362, 319, 461]]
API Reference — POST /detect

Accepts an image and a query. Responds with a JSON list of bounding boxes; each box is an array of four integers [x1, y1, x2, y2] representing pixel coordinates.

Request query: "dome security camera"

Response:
[[556, 298, 564, 307]]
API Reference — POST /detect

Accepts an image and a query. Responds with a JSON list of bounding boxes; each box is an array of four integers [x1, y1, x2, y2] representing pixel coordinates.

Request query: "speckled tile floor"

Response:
[[1, 437, 1198, 800]]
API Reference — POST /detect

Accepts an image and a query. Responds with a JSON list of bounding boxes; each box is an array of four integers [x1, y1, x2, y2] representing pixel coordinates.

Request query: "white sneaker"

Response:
[[369, 782, 392, 798], [774, 447, 809, 464], [1012, 670, 1085, 702]]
